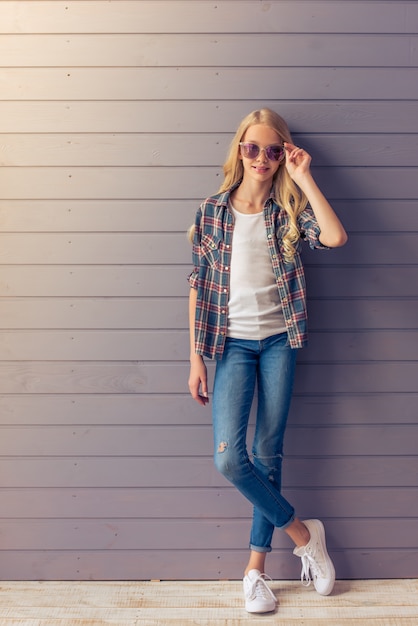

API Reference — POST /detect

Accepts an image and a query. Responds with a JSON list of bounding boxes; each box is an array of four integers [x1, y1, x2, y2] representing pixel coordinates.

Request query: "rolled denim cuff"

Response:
[[249, 544, 272, 554], [280, 512, 296, 531]]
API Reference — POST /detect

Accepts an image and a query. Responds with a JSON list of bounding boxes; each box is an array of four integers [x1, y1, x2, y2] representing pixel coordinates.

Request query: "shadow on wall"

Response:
[[287, 137, 371, 579]]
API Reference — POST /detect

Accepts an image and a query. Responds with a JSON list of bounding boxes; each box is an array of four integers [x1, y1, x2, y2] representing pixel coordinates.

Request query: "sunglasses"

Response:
[[239, 142, 286, 162]]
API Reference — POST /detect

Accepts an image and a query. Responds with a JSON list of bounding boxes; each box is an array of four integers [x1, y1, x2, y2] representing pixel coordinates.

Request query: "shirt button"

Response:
[[225, 266, 229, 271], [282, 297, 288, 305], [267, 234, 272, 239]]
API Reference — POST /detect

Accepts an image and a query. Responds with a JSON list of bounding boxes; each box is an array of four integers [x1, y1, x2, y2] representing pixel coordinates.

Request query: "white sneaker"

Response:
[[243, 569, 277, 613], [293, 519, 335, 596]]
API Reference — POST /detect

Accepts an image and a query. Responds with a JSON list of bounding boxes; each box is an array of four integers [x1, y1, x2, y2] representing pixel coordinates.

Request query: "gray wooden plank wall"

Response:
[[0, 0, 417, 581]]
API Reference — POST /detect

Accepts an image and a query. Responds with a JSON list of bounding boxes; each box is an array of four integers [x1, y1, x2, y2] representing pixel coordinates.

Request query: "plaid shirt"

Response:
[[188, 183, 327, 359]]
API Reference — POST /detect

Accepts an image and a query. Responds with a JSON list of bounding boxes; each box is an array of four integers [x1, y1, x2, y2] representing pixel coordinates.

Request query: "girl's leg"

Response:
[[212, 336, 296, 537], [214, 336, 335, 604], [244, 520, 310, 576], [244, 550, 267, 576], [246, 335, 334, 596], [248, 332, 298, 555], [285, 518, 311, 547]]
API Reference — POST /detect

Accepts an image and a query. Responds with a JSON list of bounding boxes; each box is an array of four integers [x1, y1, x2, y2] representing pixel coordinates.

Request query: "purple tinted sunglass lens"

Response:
[[241, 143, 259, 158], [266, 146, 285, 161]]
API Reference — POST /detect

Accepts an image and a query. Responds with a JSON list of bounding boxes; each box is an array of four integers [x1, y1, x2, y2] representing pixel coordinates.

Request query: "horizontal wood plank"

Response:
[[0, 232, 416, 264], [0, 266, 416, 298], [0, 329, 416, 361], [0, 456, 415, 488], [0, 297, 189, 329], [308, 299, 418, 331], [0, 166, 417, 201], [0, 297, 415, 331], [305, 330, 418, 360], [1, 486, 416, 519], [1, 329, 193, 360], [0, 265, 191, 297], [303, 267, 418, 299], [0, 1, 416, 34], [0, 518, 416, 551], [1, 101, 418, 134], [0, 233, 192, 265], [2, 133, 417, 167], [1, 579, 416, 607], [0, 362, 416, 394], [0, 199, 417, 233], [0, 484, 416, 520], [0, 392, 416, 427], [0, 424, 417, 457], [0, 199, 196, 232], [0, 548, 417, 581], [1, 33, 417, 67], [2, 68, 418, 100]]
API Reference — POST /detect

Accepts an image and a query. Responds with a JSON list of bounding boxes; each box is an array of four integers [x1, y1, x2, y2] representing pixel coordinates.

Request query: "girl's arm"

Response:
[[284, 142, 348, 248], [188, 287, 209, 406]]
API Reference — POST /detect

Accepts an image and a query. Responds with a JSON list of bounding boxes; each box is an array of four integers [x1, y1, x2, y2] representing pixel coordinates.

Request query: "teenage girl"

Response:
[[188, 108, 347, 613]]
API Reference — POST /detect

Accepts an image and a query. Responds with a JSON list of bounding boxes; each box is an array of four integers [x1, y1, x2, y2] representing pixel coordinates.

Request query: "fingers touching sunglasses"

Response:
[[239, 142, 285, 162]]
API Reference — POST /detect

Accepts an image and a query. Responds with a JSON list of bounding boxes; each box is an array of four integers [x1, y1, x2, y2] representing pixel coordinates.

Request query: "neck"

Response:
[[231, 179, 272, 214]]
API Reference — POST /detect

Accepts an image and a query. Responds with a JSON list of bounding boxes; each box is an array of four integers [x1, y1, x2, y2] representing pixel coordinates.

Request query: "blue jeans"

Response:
[[212, 333, 297, 553]]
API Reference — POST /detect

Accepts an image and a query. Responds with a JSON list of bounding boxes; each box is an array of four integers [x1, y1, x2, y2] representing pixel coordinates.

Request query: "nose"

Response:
[[256, 147, 268, 162]]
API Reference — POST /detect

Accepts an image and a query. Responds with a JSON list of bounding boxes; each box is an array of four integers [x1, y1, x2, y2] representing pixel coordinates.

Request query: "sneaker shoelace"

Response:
[[299, 548, 326, 587], [247, 572, 276, 602]]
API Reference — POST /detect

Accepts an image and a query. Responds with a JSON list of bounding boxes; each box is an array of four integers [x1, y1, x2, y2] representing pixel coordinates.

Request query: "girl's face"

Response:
[[239, 124, 284, 184]]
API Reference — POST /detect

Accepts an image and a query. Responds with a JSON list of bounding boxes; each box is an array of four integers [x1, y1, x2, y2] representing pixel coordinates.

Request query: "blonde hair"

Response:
[[189, 108, 308, 262]]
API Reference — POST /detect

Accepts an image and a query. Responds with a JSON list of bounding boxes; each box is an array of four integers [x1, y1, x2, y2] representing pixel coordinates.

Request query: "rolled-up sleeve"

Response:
[[187, 207, 202, 289], [188, 269, 199, 289], [298, 206, 329, 250]]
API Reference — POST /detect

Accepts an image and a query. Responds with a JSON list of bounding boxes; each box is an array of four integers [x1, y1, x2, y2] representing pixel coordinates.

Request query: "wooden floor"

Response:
[[0, 579, 417, 625]]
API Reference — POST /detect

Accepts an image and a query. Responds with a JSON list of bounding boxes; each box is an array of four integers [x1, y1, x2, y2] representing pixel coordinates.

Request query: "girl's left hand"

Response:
[[284, 142, 312, 182]]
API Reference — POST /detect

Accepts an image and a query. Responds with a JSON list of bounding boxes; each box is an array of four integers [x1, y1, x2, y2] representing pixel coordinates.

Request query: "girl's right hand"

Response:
[[188, 356, 209, 406]]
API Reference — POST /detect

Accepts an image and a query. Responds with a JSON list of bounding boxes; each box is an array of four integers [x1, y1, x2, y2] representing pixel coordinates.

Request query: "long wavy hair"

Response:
[[189, 108, 308, 262]]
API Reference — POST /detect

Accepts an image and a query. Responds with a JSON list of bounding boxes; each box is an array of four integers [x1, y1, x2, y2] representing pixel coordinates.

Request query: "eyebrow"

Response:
[[242, 141, 283, 146]]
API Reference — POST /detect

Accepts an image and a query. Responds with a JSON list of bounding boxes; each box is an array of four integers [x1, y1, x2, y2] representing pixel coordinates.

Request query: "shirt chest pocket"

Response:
[[200, 234, 222, 269]]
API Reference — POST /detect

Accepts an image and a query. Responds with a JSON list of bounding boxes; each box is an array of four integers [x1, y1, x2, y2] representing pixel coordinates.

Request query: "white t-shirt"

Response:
[[227, 205, 286, 340]]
